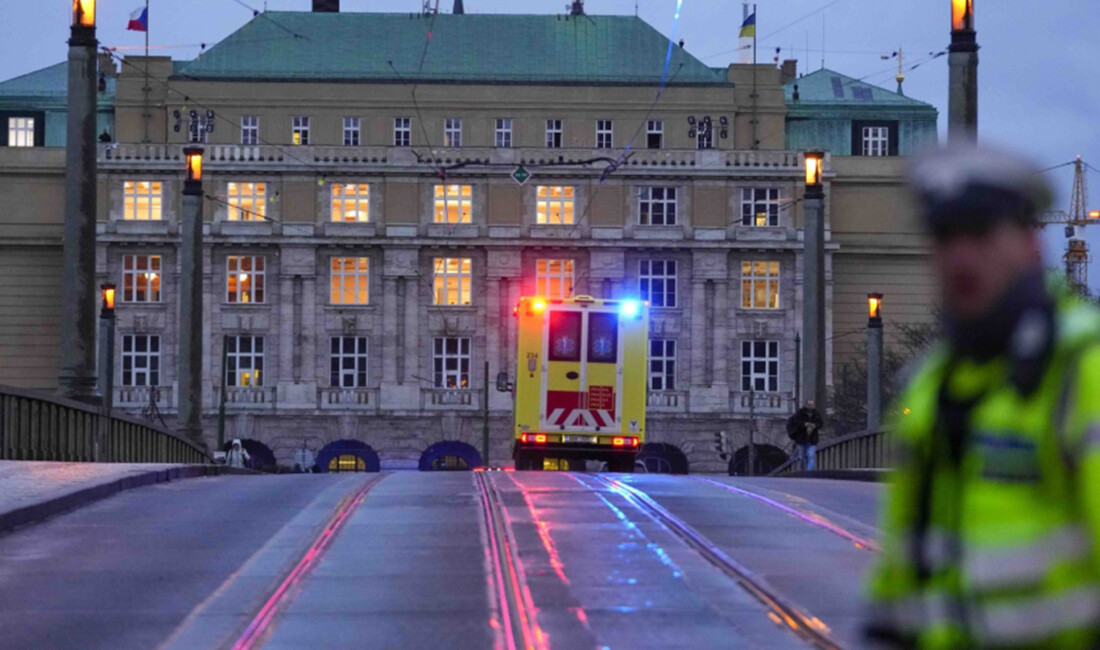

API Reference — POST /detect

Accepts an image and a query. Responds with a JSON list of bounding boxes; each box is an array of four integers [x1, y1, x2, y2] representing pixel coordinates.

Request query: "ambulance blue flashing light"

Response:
[[620, 300, 641, 318]]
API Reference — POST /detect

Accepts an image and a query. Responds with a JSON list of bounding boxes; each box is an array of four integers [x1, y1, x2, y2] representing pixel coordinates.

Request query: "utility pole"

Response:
[[178, 148, 206, 450], [948, 0, 978, 141], [801, 152, 827, 413], [59, 0, 100, 404], [866, 294, 883, 431]]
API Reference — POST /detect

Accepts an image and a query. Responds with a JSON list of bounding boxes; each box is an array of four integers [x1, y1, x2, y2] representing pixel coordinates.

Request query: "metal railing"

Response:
[[768, 428, 892, 476], [0, 385, 210, 464]]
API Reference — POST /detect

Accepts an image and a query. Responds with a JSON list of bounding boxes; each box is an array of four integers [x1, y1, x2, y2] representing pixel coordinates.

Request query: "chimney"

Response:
[[454, 0, 464, 13], [781, 59, 798, 84], [569, 1, 584, 16], [312, 0, 339, 12]]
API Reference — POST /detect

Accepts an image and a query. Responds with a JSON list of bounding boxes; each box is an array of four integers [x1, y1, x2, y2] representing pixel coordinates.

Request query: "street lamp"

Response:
[[72, 0, 96, 29], [948, 0, 978, 141], [98, 283, 116, 413], [867, 293, 884, 431], [951, 0, 974, 33], [805, 150, 824, 189], [178, 146, 207, 450], [801, 151, 827, 414]]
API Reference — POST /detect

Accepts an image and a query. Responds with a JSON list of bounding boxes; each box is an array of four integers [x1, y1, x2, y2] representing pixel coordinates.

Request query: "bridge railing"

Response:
[[768, 428, 892, 476], [0, 385, 210, 464]]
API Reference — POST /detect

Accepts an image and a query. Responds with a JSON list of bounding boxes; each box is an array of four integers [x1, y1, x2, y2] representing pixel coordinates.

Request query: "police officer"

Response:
[[865, 144, 1100, 648]]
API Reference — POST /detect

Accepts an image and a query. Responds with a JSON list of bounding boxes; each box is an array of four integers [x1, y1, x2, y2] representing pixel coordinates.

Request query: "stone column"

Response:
[[177, 170, 205, 448], [380, 248, 420, 408], [689, 250, 730, 412], [948, 5, 978, 142], [802, 183, 826, 410], [487, 249, 522, 410]]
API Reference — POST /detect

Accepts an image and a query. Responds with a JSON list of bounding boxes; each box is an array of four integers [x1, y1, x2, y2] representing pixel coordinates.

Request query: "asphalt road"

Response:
[[0, 472, 883, 650]]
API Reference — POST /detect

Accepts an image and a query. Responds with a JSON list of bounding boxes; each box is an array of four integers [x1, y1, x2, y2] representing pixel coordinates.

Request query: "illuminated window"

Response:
[[226, 335, 264, 387], [241, 115, 258, 145], [639, 187, 677, 226], [7, 117, 35, 147], [536, 186, 575, 225], [741, 188, 782, 227], [343, 116, 360, 146], [123, 181, 163, 221], [647, 120, 663, 149], [741, 261, 780, 309], [649, 339, 676, 391], [433, 337, 471, 388], [330, 336, 368, 388], [292, 116, 310, 145], [121, 335, 159, 387], [495, 118, 512, 148], [535, 259, 574, 299], [434, 185, 472, 224], [546, 119, 562, 148], [122, 254, 162, 303], [639, 260, 677, 308], [394, 117, 411, 147], [227, 182, 266, 221], [741, 340, 779, 392], [331, 257, 369, 305], [227, 255, 265, 303], [444, 118, 462, 147], [596, 119, 613, 149], [433, 257, 472, 306], [862, 126, 889, 157], [331, 183, 370, 222]]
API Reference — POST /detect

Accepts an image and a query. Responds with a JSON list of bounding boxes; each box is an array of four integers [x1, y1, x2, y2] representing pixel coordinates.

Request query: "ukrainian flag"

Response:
[[739, 12, 756, 38]]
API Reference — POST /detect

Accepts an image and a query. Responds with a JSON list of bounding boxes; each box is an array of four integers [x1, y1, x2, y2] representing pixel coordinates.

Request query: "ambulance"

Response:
[[509, 295, 648, 471]]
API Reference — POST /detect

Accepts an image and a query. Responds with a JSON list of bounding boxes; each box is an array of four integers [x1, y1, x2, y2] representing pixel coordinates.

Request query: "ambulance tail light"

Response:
[[521, 433, 548, 444], [612, 437, 640, 447]]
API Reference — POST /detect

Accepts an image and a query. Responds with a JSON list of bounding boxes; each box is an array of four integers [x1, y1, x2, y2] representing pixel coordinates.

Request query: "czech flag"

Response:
[[739, 12, 756, 38], [127, 6, 148, 32]]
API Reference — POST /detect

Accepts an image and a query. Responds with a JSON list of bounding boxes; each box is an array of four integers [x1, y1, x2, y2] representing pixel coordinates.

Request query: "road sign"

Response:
[[511, 165, 531, 186]]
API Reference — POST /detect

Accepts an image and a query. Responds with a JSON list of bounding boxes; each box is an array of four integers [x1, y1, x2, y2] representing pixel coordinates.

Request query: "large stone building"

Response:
[[0, 5, 937, 470]]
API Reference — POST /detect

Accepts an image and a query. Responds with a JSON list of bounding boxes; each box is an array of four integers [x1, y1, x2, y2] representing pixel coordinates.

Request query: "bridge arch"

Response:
[[418, 441, 483, 471], [221, 438, 276, 471], [316, 439, 381, 473], [731, 444, 789, 476], [636, 442, 690, 474]]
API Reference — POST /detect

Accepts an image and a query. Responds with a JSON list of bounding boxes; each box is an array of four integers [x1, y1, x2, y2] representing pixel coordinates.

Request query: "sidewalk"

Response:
[[0, 461, 245, 535]]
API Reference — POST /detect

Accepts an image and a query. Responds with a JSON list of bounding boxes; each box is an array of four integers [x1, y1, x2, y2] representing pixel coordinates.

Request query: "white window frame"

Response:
[[122, 254, 162, 303], [639, 260, 677, 308], [444, 118, 462, 148], [546, 119, 563, 148], [121, 334, 160, 388], [596, 119, 613, 149], [434, 184, 473, 224], [227, 182, 266, 221], [433, 257, 472, 306], [741, 187, 782, 227], [343, 116, 361, 146], [394, 117, 411, 147], [741, 261, 781, 309], [8, 117, 35, 147], [535, 259, 574, 299], [536, 186, 575, 225], [741, 340, 780, 393], [697, 124, 714, 150], [226, 335, 264, 387], [226, 255, 265, 304], [639, 187, 677, 226], [241, 115, 259, 145], [330, 336, 368, 388], [330, 257, 370, 305], [495, 118, 513, 148], [647, 120, 663, 149], [123, 181, 163, 221], [292, 116, 310, 145], [331, 183, 370, 222], [862, 126, 889, 157], [433, 337, 471, 389], [649, 339, 676, 391]]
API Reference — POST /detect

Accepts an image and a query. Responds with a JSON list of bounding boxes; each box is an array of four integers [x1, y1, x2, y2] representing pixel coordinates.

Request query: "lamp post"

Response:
[[948, 0, 978, 141], [801, 151, 827, 414], [97, 283, 116, 410], [867, 293, 884, 431], [178, 146, 206, 450], [59, 0, 100, 403]]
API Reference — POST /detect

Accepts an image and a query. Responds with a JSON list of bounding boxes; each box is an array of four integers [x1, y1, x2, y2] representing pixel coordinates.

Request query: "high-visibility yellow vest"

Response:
[[867, 298, 1100, 649]]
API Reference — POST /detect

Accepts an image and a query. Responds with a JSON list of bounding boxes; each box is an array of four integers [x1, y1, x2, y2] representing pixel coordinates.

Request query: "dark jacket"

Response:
[[790, 407, 824, 445]]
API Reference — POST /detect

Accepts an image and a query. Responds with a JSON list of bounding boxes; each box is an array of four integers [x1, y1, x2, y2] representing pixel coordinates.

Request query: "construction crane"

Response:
[[1038, 156, 1099, 294]]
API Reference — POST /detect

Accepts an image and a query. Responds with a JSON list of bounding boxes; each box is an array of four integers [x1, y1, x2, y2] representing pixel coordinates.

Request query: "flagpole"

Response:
[[143, 0, 151, 143], [751, 3, 757, 150]]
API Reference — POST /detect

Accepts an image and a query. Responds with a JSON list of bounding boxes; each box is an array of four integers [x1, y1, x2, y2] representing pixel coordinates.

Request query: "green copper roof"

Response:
[[0, 62, 115, 104], [175, 12, 726, 85], [784, 68, 932, 109]]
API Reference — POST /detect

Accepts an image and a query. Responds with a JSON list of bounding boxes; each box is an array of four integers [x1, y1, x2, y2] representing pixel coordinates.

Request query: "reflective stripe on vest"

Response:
[[909, 528, 958, 574], [965, 524, 1092, 591], [978, 585, 1100, 644], [1085, 423, 1100, 450], [870, 592, 962, 636]]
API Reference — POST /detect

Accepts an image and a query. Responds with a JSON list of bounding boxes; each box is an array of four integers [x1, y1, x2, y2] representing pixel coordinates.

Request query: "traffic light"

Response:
[[713, 431, 728, 460]]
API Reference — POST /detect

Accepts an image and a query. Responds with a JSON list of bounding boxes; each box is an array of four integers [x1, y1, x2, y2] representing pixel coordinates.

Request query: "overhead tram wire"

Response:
[[228, 0, 310, 40], [700, 0, 845, 62]]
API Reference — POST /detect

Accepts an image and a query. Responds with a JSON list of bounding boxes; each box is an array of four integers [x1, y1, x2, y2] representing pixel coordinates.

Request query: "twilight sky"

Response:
[[3, 0, 1097, 288]]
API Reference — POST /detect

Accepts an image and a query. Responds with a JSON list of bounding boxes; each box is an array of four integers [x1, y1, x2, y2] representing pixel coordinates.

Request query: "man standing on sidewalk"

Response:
[[788, 400, 824, 470]]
